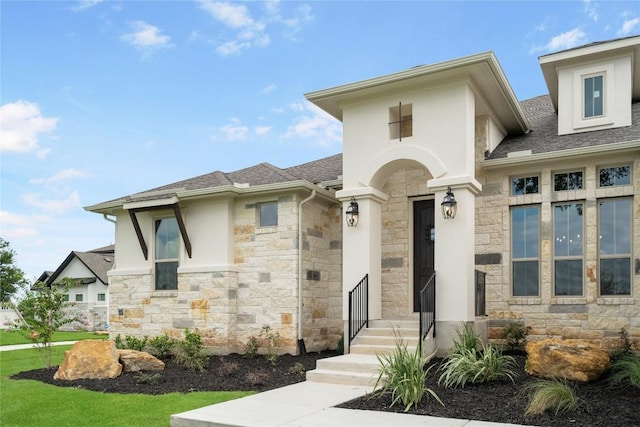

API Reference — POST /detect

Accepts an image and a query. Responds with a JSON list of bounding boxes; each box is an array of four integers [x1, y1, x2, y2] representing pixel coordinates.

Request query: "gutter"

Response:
[[297, 189, 316, 354]]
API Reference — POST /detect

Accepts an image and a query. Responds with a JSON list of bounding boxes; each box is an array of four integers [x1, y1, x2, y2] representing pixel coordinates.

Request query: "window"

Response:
[[389, 103, 412, 140], [554, 203, 583, 296], [599, 199, 632, 295], [97, 293, 106, 302], [511, 206, 539, 296], [599, 166, 631, 187], [155, 217, 179, 290], [259, 202, 278, 227], [62, 294, 69, 302], [75, 294, 83, 302], [584, 75, 603, 118], [554, 171, 583, 191], [511, 176, 539, 196]]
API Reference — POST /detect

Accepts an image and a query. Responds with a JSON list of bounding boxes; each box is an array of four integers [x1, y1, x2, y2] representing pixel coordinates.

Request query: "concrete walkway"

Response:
[[0, 341, 77, 351], [170, 381, 533, 427]]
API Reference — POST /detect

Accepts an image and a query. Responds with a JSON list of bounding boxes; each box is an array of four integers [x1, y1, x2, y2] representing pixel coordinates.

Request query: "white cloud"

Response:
[[618, 17, 640, 36], [285, 101, 341, 148], [0, 100, 58, 155], [262, 84, 277, 94], [0, 211, 50, 240], [255, 126, 271, 136], [220, 118, 249, 141], [71, 0, 103, 12], [121, 21, 172, 56], [29, 169, 87, 186], [583, 0, 598, 22], [21, 191, 81, 215], [0, 210, 49, 226], [530, 28, 586, 54]]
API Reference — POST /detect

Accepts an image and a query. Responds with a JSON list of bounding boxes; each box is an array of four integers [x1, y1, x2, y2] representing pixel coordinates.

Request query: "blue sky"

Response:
[[1, 0, 639, 282]]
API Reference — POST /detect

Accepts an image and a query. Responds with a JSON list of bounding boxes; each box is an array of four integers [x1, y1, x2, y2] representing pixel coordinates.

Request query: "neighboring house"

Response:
[[38, 245, 114, 331], [86, 36, 640, 354]]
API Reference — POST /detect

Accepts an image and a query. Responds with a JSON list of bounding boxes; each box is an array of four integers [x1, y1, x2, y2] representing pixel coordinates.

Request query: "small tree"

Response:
[[0, 238, 29, 303], [12, 279, 81, 368]]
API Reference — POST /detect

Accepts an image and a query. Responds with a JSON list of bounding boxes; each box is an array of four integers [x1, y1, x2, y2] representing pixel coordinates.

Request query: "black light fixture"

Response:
[[345, 197, 359, 227], [441, 186, 457, 219]]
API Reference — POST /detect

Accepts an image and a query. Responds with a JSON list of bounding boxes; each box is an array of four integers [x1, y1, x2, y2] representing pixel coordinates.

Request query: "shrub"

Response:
[[375, 340, 443, 412], [501, 322, 530, 352], [522, 379, 579, 416], [243, 336, 259, 358], [438, 344, 517, 388], [608, 355, 640, 389], [175, 329, 208, 371], [336, 334, 344, 354], [260, 325, 280, 365], [136, 372, 161, 385], [124, 335, 148, 351], [452, 322, 481, 355], [147, 334, 176, 359], [288, 362, 306, 375], [611, 327, 639, 360]]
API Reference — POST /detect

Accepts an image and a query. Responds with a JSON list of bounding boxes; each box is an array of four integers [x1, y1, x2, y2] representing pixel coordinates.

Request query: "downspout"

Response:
[[297, 189, 316, 354], [102, 214, 116, 224]]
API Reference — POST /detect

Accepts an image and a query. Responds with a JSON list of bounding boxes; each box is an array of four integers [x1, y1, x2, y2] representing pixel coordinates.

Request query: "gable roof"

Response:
[[44, 246, 114, 287]]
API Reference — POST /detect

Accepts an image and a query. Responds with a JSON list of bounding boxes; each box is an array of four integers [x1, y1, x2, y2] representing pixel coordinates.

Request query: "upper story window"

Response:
[[155, 217, 179, 290], [511, 176, 539, 196], [554, 171, 583, 191], [584, 75, 604, 118], [259, 202, 278, 227], [599, 165, 631, 187], [389, 103, 412, 141]]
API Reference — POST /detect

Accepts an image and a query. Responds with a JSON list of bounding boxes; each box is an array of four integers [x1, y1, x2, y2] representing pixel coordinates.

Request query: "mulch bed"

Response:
[[11, 352, 640, 426]]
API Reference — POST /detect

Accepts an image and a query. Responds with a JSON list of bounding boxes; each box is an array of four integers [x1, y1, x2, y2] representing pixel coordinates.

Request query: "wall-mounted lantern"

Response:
[[441, 186, 457, 219], [345, 197, 359, 227]]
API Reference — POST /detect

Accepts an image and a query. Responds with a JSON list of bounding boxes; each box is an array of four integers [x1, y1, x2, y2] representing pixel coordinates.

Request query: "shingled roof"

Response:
[[45, 246, 114, 286], [488, 97, 640, 159]]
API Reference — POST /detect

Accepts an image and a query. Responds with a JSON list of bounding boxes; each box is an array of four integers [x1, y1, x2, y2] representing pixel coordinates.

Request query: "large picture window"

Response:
[[155, 217, 179, 290], [512, 206, 539, 296], [599, 199, 632, 296], [554, 203, 584, 296]]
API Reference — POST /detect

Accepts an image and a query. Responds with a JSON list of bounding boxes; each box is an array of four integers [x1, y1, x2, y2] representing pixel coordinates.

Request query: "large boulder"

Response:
[[54, 340, 122, 380], [118, 349, 165, 372], [525, 339, 610, 382]]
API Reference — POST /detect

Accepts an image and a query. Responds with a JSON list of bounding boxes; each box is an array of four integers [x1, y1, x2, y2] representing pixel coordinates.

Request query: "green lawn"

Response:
[[0, 346, 252, 426], [0, 330, 108, 346]]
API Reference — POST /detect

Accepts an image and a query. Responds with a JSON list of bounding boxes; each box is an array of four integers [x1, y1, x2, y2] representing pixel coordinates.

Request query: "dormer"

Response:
[[539, 36, 640, 136]]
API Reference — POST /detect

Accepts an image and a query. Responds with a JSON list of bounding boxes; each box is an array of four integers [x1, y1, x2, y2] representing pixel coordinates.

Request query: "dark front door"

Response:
[[413, 200, 435, 312]]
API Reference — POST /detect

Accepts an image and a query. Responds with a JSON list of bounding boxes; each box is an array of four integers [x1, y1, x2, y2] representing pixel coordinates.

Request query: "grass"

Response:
[[0, 345, 252, 426], [522, 379, 580, 416], [608, 354, 640, 389], [0, 330, 108, 346]]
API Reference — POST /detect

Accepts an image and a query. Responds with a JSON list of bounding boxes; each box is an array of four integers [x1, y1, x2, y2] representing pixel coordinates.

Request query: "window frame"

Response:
[[511, 205, 540, 297], [553, 170, 584, 192], [511, 175, 540, 196], [97, 293, 106, 302], [597, 165, 632, 188], [75, 294, 83, 302], [552, 202, 584, 296], [258, 201, 278, 228], [388, 103, 413, 141], [597, 198, 632, 296], [583, 74, 604, 119], [154, 216, 180, 291]]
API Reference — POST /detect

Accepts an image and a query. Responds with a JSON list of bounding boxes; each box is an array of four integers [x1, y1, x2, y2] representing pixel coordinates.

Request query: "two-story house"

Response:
[[86, 36, 639, 355]]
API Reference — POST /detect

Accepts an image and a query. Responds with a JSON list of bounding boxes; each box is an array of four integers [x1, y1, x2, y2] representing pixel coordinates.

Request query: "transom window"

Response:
[[511, 206, 539, 296], [259, 202, 278, 227], [598, 199, 632, 296], [389, 103, 412, 140], [155, 217, 179, 290], [511, 176, 539, 196], [599, 166, 631, 187], [554, 171, 583, 191], [553, 203, 584, 296], [584, 75, 603, 118]]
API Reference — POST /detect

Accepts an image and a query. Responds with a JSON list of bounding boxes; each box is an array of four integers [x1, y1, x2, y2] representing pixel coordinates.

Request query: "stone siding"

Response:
[[476, 157, 640, 348]]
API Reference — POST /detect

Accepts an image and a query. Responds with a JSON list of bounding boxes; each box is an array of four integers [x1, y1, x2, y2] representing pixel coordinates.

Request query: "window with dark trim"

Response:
[[584, 75, 603, 118], [259, 202, 278, 227], [155, 217, 179, 290], [599, 166, 631, 187], [553, 203, 584, 296], [389, 103, 412, 140], [75, 294, 83, 302], [598, 198, 632, 296], [97, 293, 106, 302], [511, 206, 539, 296], [554, 171, 583, 191], [511, 176, 539, 196]]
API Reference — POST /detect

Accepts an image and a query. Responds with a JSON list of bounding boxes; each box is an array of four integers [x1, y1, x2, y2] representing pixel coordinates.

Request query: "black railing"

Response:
[[419, 271, 436, 351], [475, 269, 486, 316], [348, 274, 368, 345]]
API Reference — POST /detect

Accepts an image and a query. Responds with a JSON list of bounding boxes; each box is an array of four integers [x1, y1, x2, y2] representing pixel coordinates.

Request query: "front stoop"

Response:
[[306, 319, 433, 387]]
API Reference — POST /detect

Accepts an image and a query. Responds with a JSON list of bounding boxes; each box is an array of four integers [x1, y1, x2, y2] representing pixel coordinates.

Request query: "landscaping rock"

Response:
[[54, 340, 122, 380], [525, 338, 609, 382], [118, 349, 165, 372]]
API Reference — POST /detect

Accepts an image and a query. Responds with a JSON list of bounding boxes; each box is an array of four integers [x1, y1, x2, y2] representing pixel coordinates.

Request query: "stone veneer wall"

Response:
[[476, 157, 640, 348], [380, 166, 432, 319]]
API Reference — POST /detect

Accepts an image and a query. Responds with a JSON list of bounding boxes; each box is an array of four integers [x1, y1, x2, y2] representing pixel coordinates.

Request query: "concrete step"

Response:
[[306, 353, 382, 387], [361, 327, 419, 338], [305, 368, 380, 387], [352, 334, 420, 347], [367, 319, 419, 329]]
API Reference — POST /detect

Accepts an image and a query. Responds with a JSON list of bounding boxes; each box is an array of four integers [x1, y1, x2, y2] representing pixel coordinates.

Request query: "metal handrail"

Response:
[[419, 271, 436, 351], [348, 274, 368, 345]]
